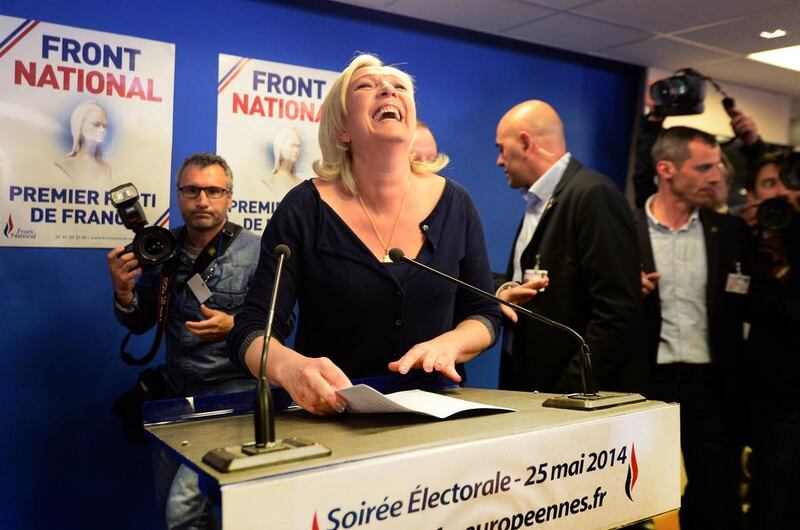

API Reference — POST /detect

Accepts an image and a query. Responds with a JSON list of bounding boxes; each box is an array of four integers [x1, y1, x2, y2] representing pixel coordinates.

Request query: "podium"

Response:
[[145, 385, 680, 529]]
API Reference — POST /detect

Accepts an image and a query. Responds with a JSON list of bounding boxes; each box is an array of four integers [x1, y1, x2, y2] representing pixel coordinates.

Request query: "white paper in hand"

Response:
[[336, 384, 515, 419]]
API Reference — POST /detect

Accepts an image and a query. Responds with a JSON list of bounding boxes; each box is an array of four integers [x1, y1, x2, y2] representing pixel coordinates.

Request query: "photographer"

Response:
[[632, 76, 767, 209], [741, 152, 800, 530], [107, 152, 260, 530]]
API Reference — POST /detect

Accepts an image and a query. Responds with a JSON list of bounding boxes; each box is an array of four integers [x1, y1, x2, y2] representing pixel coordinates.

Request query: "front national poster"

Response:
[[216, 54, 337, 233], [0, 15, 175, 248]]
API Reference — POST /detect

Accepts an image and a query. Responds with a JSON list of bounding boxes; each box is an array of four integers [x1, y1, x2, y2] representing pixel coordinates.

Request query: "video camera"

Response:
[[650, 68, 736, 118], [109, 182, 177, 267]]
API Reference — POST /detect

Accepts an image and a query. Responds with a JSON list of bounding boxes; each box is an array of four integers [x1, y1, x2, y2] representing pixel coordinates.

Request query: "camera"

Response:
[[756, 153, 800, 231], [650, 68, 706, 116], [109, 182, 177, 267], [758, 198, 795, 231], [780, 152, 800, 191]]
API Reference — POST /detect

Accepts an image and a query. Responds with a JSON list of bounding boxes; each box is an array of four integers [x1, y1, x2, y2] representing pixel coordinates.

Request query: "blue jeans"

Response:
[[154, 445, 217, 530], [153, 380, 255, 530]]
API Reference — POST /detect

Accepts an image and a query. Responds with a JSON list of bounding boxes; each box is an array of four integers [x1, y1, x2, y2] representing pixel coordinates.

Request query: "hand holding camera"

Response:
[[107, 246, 141, 307]]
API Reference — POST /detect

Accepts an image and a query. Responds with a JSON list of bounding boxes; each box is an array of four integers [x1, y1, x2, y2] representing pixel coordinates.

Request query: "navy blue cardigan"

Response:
[[229, 178, 501, 379]]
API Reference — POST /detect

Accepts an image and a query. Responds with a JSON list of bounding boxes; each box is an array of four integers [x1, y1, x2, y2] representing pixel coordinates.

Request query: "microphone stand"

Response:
[[246, 244, 287, 450], [388, 248, 644, 411], [203, 245, 330, 472]]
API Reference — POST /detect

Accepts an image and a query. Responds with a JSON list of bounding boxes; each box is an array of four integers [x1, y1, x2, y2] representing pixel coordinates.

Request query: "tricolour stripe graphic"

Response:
[[217, 57, 250, 94], [0, 19, 40, 59]]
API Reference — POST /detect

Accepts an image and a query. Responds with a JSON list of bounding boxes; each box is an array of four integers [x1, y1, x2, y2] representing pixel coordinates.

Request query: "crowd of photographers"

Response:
[[632, 69, 800, 530]]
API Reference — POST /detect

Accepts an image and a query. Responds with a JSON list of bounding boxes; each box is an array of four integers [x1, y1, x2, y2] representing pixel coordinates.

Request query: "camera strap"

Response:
[[119, 221, 243, 367], [120, 259, 178, 366], [186, 221, 242, 283]]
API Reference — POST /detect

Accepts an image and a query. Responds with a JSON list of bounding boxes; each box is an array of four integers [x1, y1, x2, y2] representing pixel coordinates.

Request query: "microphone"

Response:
[[388, 248, 644, 410], [253, 244, 291, 447], [203, 244, 331, 472]]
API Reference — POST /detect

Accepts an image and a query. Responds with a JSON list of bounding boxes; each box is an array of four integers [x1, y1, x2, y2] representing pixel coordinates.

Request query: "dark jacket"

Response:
[[634, 207, 753, 397], [500, 157, 645, 394]]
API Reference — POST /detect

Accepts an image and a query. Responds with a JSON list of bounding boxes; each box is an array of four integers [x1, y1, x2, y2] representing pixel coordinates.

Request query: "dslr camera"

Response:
[[757, 152, 800, 231], [109, 182, 177, 267], [650, 68, 707, 116]]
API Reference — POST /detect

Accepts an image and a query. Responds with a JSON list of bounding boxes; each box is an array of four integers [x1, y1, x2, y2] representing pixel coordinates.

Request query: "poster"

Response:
[[0, 15, 175, 248], [216, 54, 337, 233]]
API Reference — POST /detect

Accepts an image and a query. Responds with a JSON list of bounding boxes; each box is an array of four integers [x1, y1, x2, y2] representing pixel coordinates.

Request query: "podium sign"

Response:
[[146, 388, 680, 530]]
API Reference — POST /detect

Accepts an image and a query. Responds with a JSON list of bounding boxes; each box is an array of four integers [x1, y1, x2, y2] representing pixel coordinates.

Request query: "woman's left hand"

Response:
[[388, 339, 462, 383]]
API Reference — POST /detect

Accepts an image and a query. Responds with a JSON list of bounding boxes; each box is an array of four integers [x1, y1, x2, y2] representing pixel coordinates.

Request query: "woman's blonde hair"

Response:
[[313, 54, 448, 195]]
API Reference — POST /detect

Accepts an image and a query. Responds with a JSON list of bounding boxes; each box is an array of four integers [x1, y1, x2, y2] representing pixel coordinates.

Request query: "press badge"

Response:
[[725, 262, 750, 295], [187, 273, 213, 304], [524, 254, 548, 291]]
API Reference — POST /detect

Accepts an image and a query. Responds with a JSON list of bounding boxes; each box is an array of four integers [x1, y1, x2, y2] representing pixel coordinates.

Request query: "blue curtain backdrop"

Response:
[[0, 0, 642, 528]]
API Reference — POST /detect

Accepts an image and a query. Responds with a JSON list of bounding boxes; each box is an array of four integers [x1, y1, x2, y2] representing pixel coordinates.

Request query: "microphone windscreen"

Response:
[[274, 244, 291, 259], [388, 248, 405, 262]]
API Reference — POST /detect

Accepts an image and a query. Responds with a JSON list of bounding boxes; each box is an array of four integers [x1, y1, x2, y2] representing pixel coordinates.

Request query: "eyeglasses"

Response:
[[177, 186, 230, 199]]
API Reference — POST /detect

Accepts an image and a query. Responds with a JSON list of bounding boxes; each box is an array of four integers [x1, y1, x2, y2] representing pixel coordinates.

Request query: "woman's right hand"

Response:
[[246, 337, 352, 416], [274, 353, 353, 415]]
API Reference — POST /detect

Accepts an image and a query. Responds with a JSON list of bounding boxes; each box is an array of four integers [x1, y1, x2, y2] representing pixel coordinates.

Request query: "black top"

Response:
[[229, 179, 501, 379]]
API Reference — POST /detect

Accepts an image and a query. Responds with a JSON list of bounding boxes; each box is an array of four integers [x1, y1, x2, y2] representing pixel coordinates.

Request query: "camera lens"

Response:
[[143, 238, 166, 255], [132, 226, 177, 266], [651, 78, 687, 105], [757, 198, 794, 231], [780, 152, 800, 191]]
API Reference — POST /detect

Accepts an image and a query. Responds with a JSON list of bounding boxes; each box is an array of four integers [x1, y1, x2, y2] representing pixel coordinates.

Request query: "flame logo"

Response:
[[625, 443, 638, 501], [3, 214, 13, 238], [311, 511, 320, 530]]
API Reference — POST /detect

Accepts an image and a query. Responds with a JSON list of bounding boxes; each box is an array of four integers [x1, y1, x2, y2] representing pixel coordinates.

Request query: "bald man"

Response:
[[411, 120, 438, 162], [495, 100, 644, 394]]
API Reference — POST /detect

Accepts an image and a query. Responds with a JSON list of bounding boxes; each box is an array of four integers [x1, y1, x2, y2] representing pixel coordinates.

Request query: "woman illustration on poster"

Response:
[[260, 127, 303, 198], [55, 100, 112, 188]]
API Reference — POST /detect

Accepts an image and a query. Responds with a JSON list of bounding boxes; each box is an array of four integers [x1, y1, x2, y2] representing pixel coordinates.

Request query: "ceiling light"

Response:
[[759, 29, 787, 39], [748, 45, 800, 72]]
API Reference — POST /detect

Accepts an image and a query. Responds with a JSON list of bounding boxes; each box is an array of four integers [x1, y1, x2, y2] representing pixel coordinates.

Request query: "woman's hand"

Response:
[[245, 337, 352, 416], [388, 338, 462, 382], [274, 353, 353, 415], [387, 319, 493, 383]]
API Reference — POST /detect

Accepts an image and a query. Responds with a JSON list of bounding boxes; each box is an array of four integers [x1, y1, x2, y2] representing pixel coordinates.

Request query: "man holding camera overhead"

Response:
[[107, 152, 260, 530], [635, 127, 752, 530], [632, 69, 767, 210]]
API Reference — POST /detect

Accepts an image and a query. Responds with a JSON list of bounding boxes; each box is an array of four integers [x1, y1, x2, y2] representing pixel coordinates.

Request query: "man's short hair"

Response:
[[176, 152, 234, 192], [651, 126, 718, 169], [745, 151, 786, 191]]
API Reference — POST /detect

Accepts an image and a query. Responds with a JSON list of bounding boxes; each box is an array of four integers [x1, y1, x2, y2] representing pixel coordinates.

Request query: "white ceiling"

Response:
[[331, 0, 800, 98]]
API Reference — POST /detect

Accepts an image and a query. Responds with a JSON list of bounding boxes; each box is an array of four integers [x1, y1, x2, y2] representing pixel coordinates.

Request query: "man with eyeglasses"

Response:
[[107, 152, 260, 530]]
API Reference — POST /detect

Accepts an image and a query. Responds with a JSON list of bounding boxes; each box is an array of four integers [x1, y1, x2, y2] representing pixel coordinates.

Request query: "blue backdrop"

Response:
[[0, 0, 642, 528]]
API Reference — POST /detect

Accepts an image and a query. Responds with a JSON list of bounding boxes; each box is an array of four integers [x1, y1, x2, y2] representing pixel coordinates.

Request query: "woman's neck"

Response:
[[350, 145, 411, 204]]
